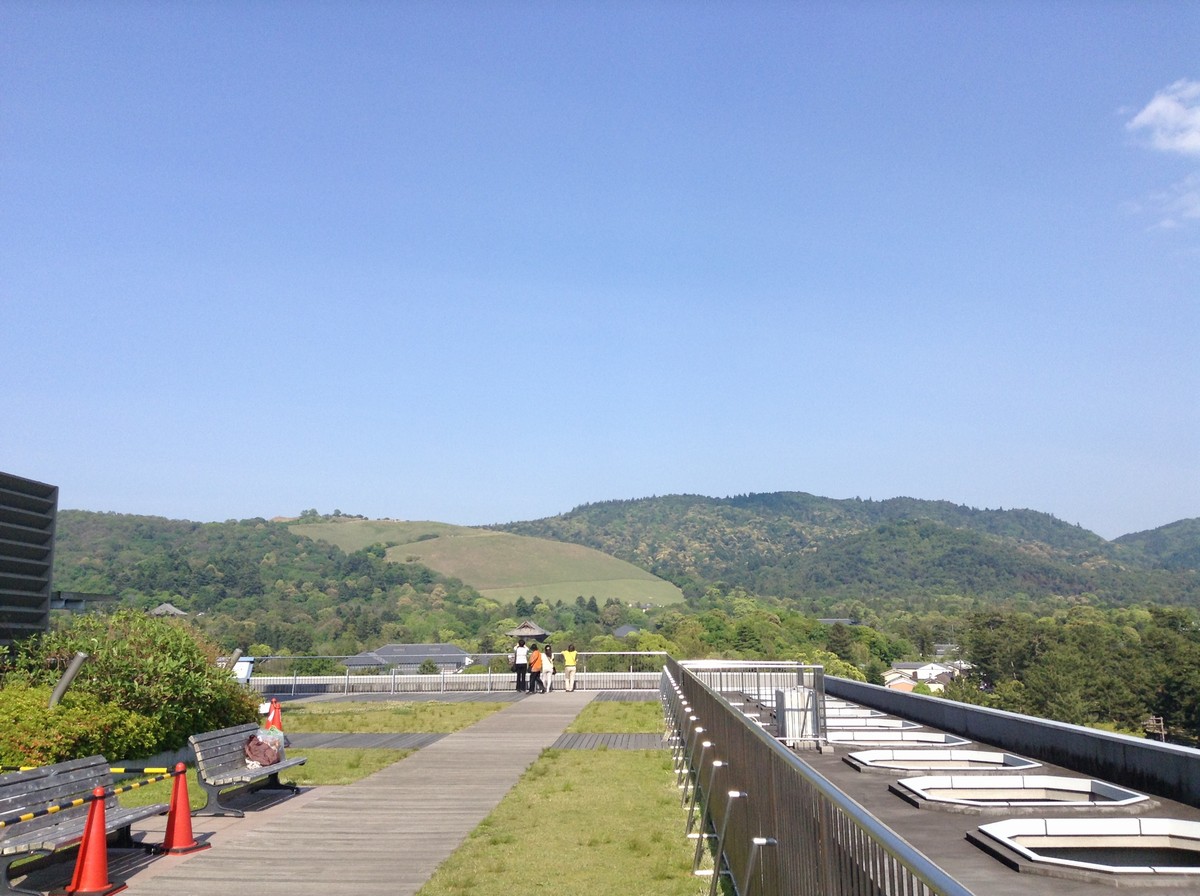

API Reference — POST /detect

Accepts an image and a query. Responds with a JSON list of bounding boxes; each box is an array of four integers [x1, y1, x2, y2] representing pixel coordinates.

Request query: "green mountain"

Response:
[[49, 510, 673, 655], [495, 493, 1200, 607], [1115, 518, 1200, 572]]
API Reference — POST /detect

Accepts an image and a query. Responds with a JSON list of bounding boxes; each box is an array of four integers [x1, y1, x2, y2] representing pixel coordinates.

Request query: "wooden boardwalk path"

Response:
[[21, 691, 612, 896]]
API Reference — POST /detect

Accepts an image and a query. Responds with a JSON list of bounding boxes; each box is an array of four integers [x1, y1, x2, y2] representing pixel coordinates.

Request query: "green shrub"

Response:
[[0, 683, 158, 765], [8, 609, 258, 757]]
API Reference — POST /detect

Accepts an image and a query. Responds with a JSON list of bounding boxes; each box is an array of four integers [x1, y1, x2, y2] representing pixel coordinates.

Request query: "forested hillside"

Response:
[[44, 500, 1200, 745], [1116, 518, 1200, 571], [496, 493, 1200, 610], [49, 511, 665, 658]]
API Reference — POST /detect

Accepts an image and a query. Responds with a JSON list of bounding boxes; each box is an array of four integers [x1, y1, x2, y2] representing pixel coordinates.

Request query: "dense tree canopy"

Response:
[[42, 506, 1200, 744]]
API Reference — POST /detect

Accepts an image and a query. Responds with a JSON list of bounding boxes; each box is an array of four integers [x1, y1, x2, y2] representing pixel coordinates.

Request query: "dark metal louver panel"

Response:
[[0, 471, 58, 648]]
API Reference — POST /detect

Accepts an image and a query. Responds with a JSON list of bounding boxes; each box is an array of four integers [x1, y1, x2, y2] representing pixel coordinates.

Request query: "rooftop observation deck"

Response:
[[13, 662, 1200, 896]]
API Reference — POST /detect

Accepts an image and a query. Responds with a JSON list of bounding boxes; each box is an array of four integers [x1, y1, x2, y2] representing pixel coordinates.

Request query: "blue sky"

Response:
[[3, 2, 1197, 540]]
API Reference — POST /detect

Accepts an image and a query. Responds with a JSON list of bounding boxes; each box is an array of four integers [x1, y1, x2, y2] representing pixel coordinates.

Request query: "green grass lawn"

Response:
[[566, 700, 665, 734], [415, 702, 710, 896], [416, 750, 710, 896], [283, 699, 505, 733]]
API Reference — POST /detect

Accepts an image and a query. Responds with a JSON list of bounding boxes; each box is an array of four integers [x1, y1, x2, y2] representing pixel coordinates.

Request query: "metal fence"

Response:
[[664, 658, 974, 896], [243, 651, 667, 696]]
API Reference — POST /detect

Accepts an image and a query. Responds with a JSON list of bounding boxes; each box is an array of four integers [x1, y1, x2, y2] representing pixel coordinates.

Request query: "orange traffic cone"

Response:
[[56, 787, 125, 896], [263, 697, 283, 733], [160, 763, 209, 854]]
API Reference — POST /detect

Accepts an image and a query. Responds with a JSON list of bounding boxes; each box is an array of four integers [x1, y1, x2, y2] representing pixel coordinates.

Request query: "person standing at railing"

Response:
[[561, 643, 578, 692], [543, 644, 555, 692], [528, 642, 546, 694], [513, 638, 529, 692]]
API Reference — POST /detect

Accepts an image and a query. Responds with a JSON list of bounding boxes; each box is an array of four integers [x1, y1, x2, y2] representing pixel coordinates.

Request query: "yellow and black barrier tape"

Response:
[[0, 764, 185, 828], [0, 790, 101, 829]]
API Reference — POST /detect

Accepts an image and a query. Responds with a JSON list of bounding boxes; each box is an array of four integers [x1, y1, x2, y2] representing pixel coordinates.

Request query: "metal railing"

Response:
[[664, 658, 974, 896], [242, 651, 667, 696]]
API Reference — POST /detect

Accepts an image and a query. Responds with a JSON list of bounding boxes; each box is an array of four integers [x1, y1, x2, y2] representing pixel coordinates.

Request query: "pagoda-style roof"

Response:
[[148, 601, 187, 616], [505, 619, 549, 639]]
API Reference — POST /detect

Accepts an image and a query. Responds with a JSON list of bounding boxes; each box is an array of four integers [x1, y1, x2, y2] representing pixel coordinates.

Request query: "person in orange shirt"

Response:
[[528, 642, 547, 694]]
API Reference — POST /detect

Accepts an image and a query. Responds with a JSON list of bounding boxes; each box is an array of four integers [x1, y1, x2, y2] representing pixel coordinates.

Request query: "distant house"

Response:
[[148, 602, 187, 617], [885, 661, 967, 693], [890, 661, 956, 683], [344, 643, 472, 674], [926, 672, 956, 694], [883, 669, 918, 692], [613, 625, 640, 639]]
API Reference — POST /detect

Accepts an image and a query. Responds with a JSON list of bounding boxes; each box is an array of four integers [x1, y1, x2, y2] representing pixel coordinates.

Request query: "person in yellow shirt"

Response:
[[560, 643, 578, 692]]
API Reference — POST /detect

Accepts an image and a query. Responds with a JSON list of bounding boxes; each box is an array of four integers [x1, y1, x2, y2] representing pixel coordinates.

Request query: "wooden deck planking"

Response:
[[551, 733, 664, 750], [23, 691, 603, 896]]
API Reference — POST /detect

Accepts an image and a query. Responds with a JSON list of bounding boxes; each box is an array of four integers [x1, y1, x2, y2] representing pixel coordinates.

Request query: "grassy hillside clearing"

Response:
[[290, 518, 684, 606]]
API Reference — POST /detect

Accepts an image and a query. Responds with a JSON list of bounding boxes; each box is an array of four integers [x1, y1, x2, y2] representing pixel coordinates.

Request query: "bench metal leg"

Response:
[[192, 778, 246, 818], [193, 773, 300, 817], [3, 851, 52, 896], [254, 772, 300, 795]]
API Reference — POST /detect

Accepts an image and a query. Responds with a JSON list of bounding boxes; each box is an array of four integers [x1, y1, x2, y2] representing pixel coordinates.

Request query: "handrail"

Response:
[[668, 658, 974, 896]]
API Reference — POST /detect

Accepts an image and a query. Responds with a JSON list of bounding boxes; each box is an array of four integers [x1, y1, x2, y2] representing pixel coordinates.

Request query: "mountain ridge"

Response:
[[493, 492, 1199, 606]]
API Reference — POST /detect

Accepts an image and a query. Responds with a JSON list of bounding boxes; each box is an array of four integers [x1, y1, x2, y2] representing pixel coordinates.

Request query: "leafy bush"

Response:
[[0, 682, 159, 765], [7, 610, 258, 758]]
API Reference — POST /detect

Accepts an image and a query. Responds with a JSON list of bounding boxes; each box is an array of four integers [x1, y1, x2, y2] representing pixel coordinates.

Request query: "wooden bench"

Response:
[[0, 755, 167, 896], [188, 723, 306, 817]]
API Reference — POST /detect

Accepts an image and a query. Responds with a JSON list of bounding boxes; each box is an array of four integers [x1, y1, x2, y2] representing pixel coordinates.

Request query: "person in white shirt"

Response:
[[512, 639, 529, 692], [543, 644, 555, 692]]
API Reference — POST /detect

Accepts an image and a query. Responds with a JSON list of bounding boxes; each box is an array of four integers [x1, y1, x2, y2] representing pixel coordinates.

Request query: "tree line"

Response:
[[47, 508, 1200, 744]]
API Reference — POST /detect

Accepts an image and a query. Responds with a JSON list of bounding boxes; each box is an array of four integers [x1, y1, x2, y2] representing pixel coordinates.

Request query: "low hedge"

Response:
[[3, 610, 258, 763], [0, 683, 159, 765]]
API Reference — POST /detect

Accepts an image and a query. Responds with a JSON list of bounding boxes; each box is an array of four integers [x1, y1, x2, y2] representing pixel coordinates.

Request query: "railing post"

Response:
[[674, 714, 697, 771], [687, 758, 724, 836], [681, 740, 711, 808], [740, 836, 777, 896], [677, 721, 703, 785], [706, 790, 747, 896]]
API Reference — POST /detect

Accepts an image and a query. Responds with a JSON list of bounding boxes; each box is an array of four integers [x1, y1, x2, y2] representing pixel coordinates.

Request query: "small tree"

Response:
[[417, 659, 439, 675]]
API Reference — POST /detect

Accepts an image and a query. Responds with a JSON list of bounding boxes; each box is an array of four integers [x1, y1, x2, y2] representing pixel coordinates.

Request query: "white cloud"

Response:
[[1149, 172, 1200, 229], [1127, 79, 1200, 156], [1126, 80, 1200, 229]]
